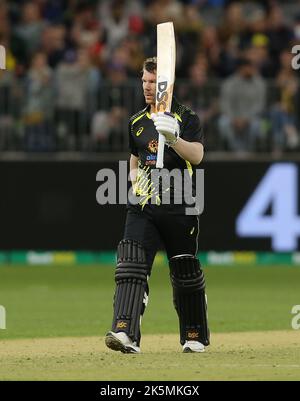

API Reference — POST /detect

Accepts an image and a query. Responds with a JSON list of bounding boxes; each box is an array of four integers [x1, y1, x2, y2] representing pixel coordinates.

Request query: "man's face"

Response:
[[240, 64, 255, 79], [142, 69, 156, 105]]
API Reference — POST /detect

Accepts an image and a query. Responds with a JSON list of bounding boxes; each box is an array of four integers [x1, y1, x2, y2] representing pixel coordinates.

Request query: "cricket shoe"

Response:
[[182, 341, 205, 353], [105, 331, 141, 354]]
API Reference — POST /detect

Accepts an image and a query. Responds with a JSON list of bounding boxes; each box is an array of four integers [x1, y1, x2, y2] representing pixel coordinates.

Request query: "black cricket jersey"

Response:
[[128, 98, 204, 213]]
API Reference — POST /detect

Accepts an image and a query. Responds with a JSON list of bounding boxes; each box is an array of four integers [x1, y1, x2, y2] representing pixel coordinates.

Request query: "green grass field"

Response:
[[0, 264, 300, 380]]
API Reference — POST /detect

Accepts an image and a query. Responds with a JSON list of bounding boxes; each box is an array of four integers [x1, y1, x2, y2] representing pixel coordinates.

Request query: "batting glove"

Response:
[[151, 112, 180, 146]]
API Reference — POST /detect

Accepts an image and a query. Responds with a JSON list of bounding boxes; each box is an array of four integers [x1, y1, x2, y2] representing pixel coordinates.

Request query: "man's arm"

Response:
[[171, 139, 204, 166], [152, 110, 204, 165], [130, 154, 139, 187]]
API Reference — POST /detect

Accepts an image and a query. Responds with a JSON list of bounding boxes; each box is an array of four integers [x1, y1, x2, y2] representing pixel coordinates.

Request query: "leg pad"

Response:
[[111, 239, 149, 345], [170, 254, 210, 346]]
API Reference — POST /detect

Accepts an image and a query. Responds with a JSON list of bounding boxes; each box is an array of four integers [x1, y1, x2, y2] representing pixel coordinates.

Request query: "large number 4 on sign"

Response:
[[236, 164, 300, 251]]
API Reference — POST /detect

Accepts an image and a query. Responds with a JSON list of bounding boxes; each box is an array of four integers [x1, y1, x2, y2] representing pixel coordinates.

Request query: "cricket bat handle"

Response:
[[156, 133, 165, 168]]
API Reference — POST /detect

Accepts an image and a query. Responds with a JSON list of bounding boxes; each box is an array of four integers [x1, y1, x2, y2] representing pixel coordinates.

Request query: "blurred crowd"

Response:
[[0, 0, 299, 154]]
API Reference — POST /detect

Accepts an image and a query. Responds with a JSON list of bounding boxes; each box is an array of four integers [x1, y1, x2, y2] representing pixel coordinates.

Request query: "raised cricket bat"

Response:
[[155, 22, 176, 169], [0, 45, 6, 70]]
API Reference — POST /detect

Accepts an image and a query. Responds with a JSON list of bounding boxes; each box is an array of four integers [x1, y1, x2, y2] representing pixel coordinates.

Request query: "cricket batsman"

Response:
[[105, 57, 209, 353]]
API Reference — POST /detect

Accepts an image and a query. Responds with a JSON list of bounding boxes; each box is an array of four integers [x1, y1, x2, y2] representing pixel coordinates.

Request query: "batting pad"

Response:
[[169, 254, 210, 346], [111, 239, 149, 345]]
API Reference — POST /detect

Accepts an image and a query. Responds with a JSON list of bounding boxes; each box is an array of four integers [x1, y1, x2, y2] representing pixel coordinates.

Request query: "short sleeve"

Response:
[[181, 112, 204, 145], [128, 122, 139, 156]]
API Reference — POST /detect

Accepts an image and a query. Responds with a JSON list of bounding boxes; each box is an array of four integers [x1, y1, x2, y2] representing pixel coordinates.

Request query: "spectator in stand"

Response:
[[122, 35, 145, 77], [23, 51, 54, 151], [16, 2, 47, 57], [244, 34, 274, 79], [175, 3, 203, 77], [239, 8, 276, 78], [218, 58, 266, 151], [177, 54, 219, 148], [201, 26, 222, 77], [40, 24, 67, 68], [0, 2, 28, 75], [0, 54, 18, 150], [67, 2, 107, 72], [40, 0, 67, 24], [0, 0, 298, 154], [239, 8, 267, 50], [265, 4, 293, 75], [91, 106, 127, 151], [216, 2, 245, 78], [101, 0, 130, 49], [218, 2, 245, 44], [68, 2, 101, 51], [270, 49, 299, 153], [142, 0, 183, 60], [92, 54, 136, 150], [292, 14, 300, 43], [55, 48, 100, 150]]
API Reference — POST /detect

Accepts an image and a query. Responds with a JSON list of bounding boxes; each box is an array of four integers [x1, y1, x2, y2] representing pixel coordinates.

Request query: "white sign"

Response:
[[236, 164, 300, 251]]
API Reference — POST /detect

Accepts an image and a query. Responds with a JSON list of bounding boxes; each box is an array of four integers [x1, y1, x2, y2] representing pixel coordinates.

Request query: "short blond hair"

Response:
[[142, 57, 157, 73]]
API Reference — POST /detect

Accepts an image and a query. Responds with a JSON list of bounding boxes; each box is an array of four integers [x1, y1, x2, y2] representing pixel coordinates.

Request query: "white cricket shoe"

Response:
[[182, 340, 205, 353], [105, 331, 141, 354]]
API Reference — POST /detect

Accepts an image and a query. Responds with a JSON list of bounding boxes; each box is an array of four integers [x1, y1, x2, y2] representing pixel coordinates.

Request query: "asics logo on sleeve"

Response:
[[136, 127, 144, 136]]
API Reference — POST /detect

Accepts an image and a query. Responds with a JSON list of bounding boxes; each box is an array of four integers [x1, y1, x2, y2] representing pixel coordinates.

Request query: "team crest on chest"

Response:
[[148, 139, 158, 154]]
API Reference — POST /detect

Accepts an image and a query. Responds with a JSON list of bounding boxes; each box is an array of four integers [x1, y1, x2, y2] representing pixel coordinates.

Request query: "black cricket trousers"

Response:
[[123, 204, 200, 272]]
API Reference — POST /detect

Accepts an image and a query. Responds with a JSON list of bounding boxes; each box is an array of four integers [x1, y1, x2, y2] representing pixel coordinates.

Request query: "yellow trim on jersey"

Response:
[[185, 160, 193, 177], [132, 113, 146, 126], [174, 113, 182, 122], [143, 111, 180, 121]]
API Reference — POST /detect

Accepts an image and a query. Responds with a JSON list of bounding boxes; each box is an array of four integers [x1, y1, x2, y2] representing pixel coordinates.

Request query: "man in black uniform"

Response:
[[105, 57, 209, 353]]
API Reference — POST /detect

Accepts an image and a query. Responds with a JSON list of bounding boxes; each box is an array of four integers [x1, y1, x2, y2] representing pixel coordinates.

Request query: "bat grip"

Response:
[[156, 134, 165, 168]]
